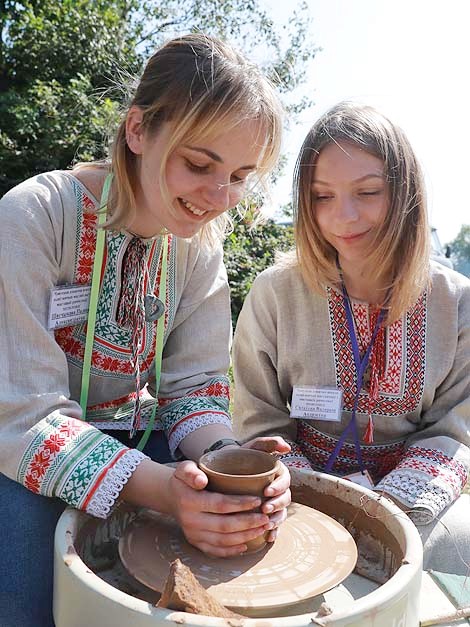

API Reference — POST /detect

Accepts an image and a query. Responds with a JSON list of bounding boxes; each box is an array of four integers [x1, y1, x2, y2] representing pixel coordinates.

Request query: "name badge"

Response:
[[344, 470, 375, 490], [48, 284, 91, 330], [290, 386, 343, 421]]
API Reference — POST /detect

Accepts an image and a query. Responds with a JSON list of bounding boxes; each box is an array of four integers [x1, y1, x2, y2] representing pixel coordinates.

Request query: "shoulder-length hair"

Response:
[[292, 101, 430, 323], [79, 33, 283, 247]]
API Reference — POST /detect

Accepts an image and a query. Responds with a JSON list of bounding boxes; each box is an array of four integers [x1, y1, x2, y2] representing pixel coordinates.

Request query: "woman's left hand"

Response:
[[242, 436, 292, 542]]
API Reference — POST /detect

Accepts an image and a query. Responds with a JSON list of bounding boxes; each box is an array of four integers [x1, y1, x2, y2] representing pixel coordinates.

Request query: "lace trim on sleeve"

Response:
[[375, 444, 467, 523], [168, 412, 232, 458], [376, 469, 456, 524], [85, 448, 148, 519]]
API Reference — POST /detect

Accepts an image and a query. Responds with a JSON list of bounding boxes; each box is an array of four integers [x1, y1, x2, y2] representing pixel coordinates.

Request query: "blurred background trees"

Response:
[[447, 225, 470, 278], [224, 217, 294, 325]]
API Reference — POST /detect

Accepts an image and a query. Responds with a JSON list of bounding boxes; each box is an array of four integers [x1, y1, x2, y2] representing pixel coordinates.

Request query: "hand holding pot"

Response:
[[167, 460, 272, 557], [241, 436, 292, 543], [199, 447, 290, 552]]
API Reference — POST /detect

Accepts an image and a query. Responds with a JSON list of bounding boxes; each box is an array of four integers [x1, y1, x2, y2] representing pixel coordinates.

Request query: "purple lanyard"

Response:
[[324, 283, 386, 473]]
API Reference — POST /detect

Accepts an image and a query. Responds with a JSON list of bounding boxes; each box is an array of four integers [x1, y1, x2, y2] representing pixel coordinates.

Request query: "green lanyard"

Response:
[[79, 173, 168, 452], [137, 234, 168, 451]]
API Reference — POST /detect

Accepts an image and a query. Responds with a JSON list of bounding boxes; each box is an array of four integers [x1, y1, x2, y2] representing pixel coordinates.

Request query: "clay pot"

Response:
[[198, 448, 281, 552]]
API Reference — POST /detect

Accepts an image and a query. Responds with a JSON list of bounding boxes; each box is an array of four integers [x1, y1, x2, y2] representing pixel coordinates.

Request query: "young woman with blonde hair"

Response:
[[233, 101, 470, 574], [0, 33, 291, 627]]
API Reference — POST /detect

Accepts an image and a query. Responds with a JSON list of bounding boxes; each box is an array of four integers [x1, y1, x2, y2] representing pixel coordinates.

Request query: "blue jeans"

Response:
[[0, 430, 172, 627]]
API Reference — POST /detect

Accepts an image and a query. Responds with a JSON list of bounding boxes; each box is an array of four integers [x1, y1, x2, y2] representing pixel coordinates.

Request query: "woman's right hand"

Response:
[[167, 460, 272, 557]]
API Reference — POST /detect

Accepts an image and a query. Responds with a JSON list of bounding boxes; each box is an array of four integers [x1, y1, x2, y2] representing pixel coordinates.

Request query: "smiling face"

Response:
[[312, 141, 390, 272], [126, 108, 266, 238]]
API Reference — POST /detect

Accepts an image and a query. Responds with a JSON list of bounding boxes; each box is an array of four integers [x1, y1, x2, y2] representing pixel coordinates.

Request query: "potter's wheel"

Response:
[[119, 502, 357, 616]]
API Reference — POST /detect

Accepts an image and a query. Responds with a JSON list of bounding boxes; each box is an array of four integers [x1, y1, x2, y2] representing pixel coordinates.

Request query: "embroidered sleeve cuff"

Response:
[[375, 445, 467, 524], [158, 377, 231, 457], [85, 448, 148, 519], [168, 412, 233, 458]]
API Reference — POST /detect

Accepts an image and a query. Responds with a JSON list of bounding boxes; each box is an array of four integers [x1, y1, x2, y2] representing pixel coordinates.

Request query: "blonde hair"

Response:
[[292, 102, 430, 323], [94, 33, 283, 245]]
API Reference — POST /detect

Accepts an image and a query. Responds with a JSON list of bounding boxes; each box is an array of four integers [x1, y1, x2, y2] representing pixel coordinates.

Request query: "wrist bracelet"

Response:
[[203, 438, 241, 454]]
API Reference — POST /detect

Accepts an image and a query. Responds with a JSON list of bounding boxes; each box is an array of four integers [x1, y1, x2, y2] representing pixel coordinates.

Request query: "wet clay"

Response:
[[292, 479, 404, 582], [157, 559, 243, 618], [118, 502, 357, 617], [55, 470, 423, 626], [73, 476, 409, 617]]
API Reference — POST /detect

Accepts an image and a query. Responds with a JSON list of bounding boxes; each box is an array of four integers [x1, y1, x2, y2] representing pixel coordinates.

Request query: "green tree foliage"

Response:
[[0, 0, 318, 195], [447, 225, 470, 277], [133, 0, 317, 115], [0, 0, 141, 193], [224, 217, 294, 325]]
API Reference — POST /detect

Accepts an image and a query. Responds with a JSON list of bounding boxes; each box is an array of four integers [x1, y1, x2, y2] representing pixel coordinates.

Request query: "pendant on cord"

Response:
[[144, 294, 165, 322], [363, 415, 374, 444]]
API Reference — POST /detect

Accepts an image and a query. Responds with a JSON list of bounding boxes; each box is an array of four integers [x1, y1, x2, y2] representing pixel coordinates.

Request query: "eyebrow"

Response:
[[313, 174, 385, 185], [185, 146, 257, 171]]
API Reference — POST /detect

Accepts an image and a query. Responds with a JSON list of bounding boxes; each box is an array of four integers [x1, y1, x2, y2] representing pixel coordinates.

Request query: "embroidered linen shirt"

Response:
[[0, 171, 232, 517], [232, 261, 470, 523]]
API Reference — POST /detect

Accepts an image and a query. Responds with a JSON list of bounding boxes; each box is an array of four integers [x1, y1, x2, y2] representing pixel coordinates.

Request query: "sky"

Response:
[[261, 0, 470, 245]]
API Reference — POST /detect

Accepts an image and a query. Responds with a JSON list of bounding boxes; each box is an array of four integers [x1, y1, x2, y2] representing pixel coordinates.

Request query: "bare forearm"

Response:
[[119, 424, 238, 516], [119, 459, 175, 515]]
